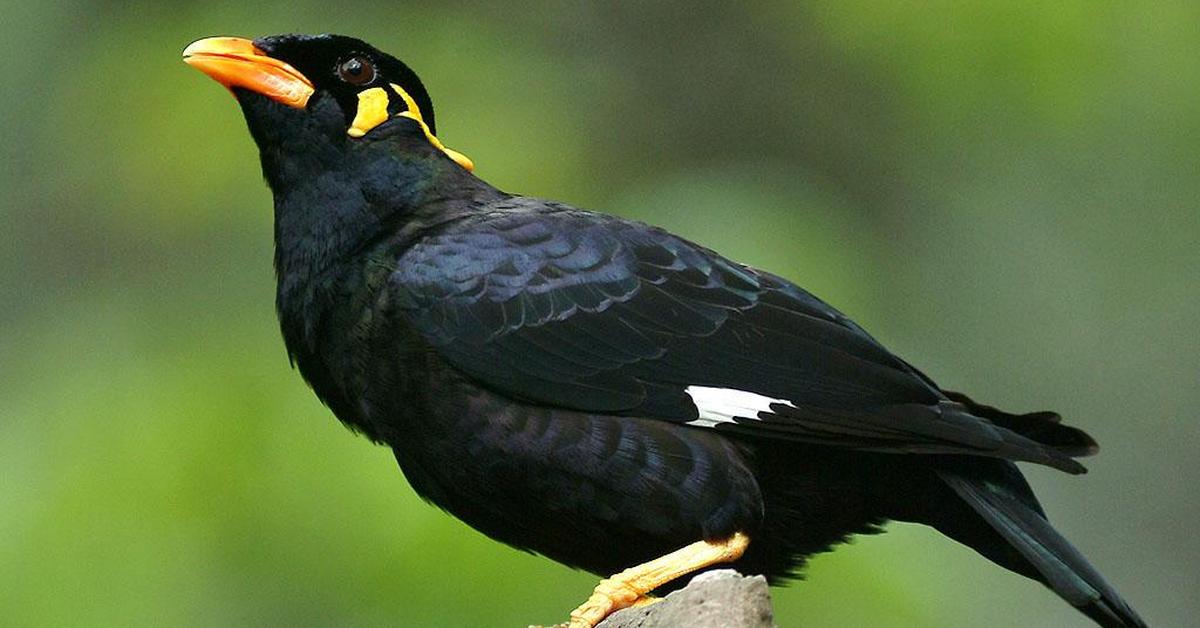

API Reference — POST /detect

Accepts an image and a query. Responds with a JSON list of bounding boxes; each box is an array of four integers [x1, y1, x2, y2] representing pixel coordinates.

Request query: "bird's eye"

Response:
[[337, 56, 376, 85]]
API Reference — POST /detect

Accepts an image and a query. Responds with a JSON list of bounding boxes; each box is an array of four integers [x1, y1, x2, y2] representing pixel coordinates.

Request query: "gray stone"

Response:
[[595, 570, 776, 628]]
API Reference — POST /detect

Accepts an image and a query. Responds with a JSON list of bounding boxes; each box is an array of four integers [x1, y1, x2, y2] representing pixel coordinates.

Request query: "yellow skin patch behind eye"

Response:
[[347, 87, 390, 138], [347, 85, 475, 172]]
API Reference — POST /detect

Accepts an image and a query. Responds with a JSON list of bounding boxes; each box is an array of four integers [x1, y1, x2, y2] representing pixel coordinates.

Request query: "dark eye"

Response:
[[337, 56, 376, 85]]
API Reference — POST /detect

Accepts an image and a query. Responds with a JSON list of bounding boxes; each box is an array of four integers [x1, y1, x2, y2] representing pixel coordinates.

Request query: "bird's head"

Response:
[[183, 33, 473, 172]]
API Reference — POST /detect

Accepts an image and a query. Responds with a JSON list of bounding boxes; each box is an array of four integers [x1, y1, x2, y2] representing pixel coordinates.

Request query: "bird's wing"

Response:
[[390, 199, 1084, 472]]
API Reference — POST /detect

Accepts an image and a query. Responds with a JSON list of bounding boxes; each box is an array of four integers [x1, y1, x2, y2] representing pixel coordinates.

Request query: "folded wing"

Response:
[[391, 199, 1087, 473]]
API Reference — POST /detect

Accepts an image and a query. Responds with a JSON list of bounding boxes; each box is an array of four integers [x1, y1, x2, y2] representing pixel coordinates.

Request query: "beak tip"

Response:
[[182, 37, 218, 60], [182, 36, 256, 60], [182, 36, 314, 109]]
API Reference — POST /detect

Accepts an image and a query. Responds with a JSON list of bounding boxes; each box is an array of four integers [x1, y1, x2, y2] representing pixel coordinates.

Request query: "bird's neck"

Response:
[[268, 134, 486, 275], [266, 132, 503, 360]]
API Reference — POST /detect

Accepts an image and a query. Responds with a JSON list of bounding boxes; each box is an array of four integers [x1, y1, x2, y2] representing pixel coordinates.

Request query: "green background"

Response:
[[3, 2, 1196, 626]]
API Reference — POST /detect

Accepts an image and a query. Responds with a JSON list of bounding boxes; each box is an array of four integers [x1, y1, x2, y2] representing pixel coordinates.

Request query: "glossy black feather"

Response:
[[392, 198, 1085, 472], [939, 463, 1145, 628], [210, 32, 1146, 628]]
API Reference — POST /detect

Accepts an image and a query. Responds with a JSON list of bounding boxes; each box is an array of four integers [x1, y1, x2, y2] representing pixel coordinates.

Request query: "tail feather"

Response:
[[941, 390, 1099, 457], [937, 466, 1146, 628]]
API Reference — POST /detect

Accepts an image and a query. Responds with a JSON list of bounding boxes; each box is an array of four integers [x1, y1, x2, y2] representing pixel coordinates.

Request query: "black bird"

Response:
[[183, 34, 1146, 627]]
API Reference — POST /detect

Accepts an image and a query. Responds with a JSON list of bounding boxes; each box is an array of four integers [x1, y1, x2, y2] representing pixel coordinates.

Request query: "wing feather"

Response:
[[391, 201, 1086, 471]]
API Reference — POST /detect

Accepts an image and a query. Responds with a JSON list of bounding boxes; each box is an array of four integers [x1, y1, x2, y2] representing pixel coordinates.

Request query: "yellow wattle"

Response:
[[347, 88, 390, 138], [346, 85, 474, 172]]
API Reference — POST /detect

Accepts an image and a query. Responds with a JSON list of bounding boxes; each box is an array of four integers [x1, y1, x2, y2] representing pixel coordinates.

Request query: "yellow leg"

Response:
[[629, 595, 661, 609], [567, 531, 750, 628]]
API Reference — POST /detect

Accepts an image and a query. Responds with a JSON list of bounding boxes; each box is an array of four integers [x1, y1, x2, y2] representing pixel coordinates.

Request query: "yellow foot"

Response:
[[568, 578, 640, 628], [564, 531, 749, 628], [564, 593, 658, 628], [630, 595, 661, 609]]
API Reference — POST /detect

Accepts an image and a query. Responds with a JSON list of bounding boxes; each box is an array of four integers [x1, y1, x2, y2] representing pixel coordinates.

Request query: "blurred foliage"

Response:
[[2, 1, 1197, 626]]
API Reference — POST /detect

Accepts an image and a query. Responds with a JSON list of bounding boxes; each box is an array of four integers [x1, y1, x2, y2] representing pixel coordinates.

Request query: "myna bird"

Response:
[[182, 33, 1146, 627]]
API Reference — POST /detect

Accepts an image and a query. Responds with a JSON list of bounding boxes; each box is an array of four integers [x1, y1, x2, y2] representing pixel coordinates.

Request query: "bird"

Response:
[[182, 33, 1146, 627]]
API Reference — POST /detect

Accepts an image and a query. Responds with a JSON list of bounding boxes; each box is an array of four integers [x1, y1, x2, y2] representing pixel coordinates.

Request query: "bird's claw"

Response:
[[567, 579, 642, 628]]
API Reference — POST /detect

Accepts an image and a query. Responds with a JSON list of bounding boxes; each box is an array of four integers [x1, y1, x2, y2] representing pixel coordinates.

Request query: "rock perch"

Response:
[[596, 570, 776, 628]]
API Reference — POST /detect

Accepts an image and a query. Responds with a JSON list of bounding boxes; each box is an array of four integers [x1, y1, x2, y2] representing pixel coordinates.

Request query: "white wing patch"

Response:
[[684, 385, 796, 428]]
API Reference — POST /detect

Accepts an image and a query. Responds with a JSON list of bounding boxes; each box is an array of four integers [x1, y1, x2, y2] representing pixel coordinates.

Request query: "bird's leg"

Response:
[[629, 595, 661, 608], [567, 531, 750, 628]]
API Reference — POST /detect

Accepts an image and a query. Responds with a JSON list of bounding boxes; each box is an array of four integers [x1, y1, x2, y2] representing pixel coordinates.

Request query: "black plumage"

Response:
[[184, 33, 1145, 627]]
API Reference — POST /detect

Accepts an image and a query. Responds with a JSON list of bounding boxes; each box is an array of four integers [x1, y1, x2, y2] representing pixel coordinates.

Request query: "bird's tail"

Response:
[[931, 462, 1146, 627]]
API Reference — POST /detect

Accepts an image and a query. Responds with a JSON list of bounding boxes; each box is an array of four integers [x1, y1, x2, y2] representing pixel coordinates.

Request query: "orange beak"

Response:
[[183, 37, 314, 108]]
